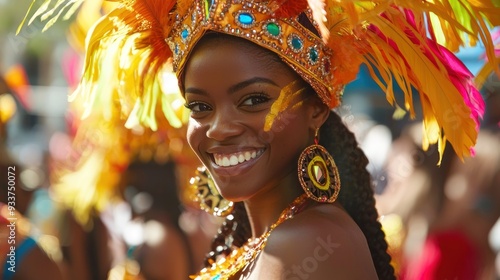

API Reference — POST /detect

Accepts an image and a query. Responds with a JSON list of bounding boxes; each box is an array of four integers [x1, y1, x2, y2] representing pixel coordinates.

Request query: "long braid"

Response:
[[203, 202, 251, 266], [320, 112, 396, 280]]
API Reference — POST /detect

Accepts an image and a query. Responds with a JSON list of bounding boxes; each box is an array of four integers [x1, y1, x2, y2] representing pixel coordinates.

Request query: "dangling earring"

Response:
[[298, 128, 341, 203], [190, 166, 234, 217]]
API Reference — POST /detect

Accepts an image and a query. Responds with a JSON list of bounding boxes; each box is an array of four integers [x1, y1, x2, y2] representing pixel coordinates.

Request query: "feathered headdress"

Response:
[[19, 0, 200, 227], [20, 0, 500, 164]]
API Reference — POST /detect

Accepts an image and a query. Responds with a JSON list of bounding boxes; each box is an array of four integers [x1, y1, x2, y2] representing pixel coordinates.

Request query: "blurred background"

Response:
[[0, 0, 499, 279]]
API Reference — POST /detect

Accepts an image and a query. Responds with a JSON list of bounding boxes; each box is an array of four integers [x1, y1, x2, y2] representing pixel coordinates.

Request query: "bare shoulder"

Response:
[[15, 243, 64, 280], [252, 202, 378, 280]]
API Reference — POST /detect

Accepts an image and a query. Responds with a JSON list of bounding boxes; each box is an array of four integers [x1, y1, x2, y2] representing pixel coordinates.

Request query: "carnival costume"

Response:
[[20, 0, 500, 279]]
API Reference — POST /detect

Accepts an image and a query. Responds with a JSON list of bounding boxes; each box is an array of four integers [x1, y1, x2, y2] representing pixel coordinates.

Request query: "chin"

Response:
[[214, 181, 257, 203]]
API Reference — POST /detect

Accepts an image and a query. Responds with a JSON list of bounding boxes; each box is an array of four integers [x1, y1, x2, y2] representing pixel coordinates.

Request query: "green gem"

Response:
[[266, 22, 280, 36]]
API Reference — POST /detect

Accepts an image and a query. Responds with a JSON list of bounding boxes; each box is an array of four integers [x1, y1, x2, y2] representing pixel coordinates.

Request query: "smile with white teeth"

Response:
[[213, 149, 264, 167]]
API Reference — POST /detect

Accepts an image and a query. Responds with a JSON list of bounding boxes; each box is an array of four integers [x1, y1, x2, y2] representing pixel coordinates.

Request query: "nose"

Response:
[[206, 111, 243, 141]]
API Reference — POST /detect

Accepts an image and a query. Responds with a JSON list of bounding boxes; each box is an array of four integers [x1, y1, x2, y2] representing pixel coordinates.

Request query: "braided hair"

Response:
[[319, 112, 395, 279], [203, 202, 250, 266]]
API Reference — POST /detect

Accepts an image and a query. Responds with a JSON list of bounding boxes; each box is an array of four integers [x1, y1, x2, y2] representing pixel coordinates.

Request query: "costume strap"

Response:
[[2, 237, 38, 280]]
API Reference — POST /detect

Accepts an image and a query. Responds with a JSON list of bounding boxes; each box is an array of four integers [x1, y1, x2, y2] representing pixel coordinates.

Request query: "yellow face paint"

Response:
[[264, 80, 306, 132]]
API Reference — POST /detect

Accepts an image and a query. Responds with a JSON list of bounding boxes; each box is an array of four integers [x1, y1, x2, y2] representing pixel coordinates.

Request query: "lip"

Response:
[[206, 147, 266, 177]]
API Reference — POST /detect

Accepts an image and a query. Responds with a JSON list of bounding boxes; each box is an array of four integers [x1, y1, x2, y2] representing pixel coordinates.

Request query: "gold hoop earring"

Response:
[[190, 166, 234, 217], [298, 129, 341, 203]]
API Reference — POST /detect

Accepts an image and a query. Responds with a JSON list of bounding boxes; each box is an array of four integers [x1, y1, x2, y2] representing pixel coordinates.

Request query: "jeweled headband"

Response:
[[167, 0, 342, 107]]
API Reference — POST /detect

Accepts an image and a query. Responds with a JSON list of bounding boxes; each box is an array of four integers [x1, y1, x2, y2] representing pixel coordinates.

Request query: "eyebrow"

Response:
[[185, 77, 279, 96]]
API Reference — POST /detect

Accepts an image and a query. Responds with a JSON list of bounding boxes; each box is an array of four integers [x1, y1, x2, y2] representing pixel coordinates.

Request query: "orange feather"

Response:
[[271, 0, 308, 18], [132, 0, 176, 92]]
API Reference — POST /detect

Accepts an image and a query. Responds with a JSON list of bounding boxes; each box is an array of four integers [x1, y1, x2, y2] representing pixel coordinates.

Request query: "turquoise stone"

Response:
[[309, 48, 318, 62], [181, 29, 189, 39], [266, 22, 280, 36], [238, 13, 254, 25], [212, 275, 221, 280], [291, 36, 303, 50]]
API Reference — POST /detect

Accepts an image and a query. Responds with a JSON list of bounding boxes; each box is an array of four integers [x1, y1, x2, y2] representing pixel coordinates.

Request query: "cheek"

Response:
[[268, 112, 311, 157], [268, 106, 311, 141], [186, 119, 204, 153]]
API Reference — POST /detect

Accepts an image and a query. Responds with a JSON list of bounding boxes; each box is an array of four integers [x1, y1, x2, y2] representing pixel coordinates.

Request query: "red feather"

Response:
[[271, 0, 308, 18]]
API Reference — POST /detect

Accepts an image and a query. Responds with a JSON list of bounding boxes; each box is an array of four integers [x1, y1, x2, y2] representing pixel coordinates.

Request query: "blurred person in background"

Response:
[[1, 76, 64, 280], [375, 122, 455, 277], [378, 70, 500, 279], [50, 106, 211, 279], [397, 126, 500, 280], [110, 159, 194, 280], [50, 96, 207, 279]]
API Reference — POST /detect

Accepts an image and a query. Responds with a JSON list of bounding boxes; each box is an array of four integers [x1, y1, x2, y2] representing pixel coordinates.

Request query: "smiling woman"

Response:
[[184, 34, 316, 201], [19, 0, 500, 279]]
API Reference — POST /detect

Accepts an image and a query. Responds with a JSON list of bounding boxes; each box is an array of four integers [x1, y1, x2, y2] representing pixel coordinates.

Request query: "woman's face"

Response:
[[183, 36, 325, 201]]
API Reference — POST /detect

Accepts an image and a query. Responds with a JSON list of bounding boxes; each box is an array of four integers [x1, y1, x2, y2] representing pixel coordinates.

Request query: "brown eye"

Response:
[[185, 102, 212, 113], [240, 93, 270, 107]]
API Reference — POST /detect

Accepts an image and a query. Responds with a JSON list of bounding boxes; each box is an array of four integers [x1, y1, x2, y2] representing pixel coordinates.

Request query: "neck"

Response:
[[243, 172, 304, 238]]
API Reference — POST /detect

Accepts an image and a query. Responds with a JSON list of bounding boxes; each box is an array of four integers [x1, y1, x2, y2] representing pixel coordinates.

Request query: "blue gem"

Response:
[[212, 275, 221, 280], [238, 13, 254, 25], [291, 36, 303, 50], [181, 29, 189, 40], [174, 44, 179, 55]]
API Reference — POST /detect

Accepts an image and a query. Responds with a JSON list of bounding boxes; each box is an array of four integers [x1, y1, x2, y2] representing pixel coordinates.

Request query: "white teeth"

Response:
[[214, 149, 264, 167], [230, 155, 238, 165]]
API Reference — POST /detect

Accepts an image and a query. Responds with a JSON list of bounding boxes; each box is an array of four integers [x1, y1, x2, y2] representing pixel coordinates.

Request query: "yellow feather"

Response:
[[368, 15, 477, 160], [28, 0, 52, 25], [16, 0, 37, 34]]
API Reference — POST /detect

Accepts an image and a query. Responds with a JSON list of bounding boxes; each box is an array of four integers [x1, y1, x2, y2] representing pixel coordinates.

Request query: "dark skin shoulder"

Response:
[[13, 244, 64, 280], [244, 202, 378, 280], [135, 221, 191, 280]]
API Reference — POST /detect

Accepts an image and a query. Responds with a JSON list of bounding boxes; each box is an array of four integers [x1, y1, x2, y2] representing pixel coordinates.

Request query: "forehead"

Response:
[[183, 35, 297, 89]]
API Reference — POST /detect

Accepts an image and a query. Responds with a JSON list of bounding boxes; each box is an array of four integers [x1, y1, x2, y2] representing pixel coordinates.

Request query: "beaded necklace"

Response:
[[191, 194, 310, 280]]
